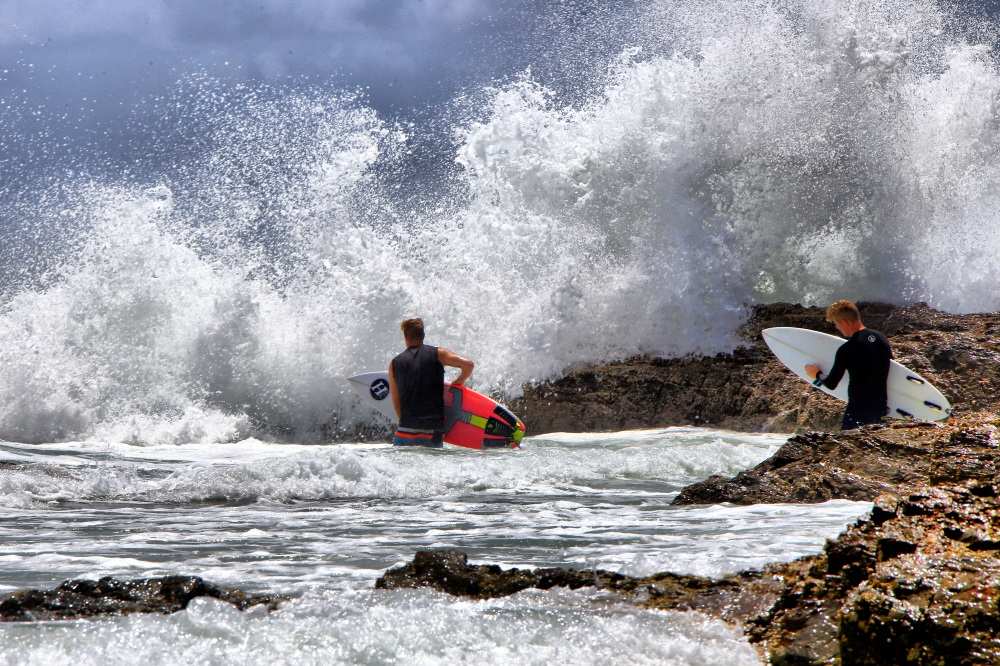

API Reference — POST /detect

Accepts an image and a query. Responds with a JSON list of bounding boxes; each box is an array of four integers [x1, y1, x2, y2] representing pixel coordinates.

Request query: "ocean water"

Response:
[[0, 428, 872, 665]]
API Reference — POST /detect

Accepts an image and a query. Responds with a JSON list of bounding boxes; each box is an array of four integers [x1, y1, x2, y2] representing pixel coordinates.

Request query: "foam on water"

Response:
[[0, 429, 869, 593], [1, 0, 999, 443], [0, 427, 870, 664], [0, 428, 784, 506], [0, 590, 760, 666]]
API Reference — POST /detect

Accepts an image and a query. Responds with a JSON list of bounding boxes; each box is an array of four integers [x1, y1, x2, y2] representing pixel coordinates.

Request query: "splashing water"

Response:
[[1, 0, 999, 443]]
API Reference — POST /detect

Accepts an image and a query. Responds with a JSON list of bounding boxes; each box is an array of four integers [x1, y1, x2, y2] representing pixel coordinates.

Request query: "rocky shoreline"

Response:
[[512, 302, 1000, 435], [673, 414, 999, 505], [377, 303, 1000, 664], [379, 415, 1000, 664], [379, 477, 1000, 664]]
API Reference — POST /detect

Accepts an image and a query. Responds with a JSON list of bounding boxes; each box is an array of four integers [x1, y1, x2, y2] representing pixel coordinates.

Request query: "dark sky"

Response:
[[0, 0, 642, 182], [0, 1, 599, 120], [2, 1, 497, 104]]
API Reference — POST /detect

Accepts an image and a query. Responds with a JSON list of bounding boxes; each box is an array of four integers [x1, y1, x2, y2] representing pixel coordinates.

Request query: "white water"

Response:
[[0, 428, 872, 665]]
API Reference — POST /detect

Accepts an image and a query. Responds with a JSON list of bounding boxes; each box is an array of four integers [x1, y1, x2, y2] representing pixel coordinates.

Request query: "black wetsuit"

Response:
[[392, 344, 445, 444], [818, 329, 892, 430]]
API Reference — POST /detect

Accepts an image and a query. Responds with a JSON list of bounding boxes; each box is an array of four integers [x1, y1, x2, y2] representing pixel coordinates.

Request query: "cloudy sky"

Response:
[[2, 0, 996, 180], [0, 0, 644, 180], [0, 0, 595, 115]]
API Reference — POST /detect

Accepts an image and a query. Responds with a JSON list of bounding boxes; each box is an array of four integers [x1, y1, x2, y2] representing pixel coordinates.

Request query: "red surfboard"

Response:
[[347, 372, 526, 450], [441, 384, 525, 449]]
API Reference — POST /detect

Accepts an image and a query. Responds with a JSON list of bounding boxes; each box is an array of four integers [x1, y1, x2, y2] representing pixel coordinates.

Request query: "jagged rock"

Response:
[[672, 414, 1000, 505], [0, 575, 285, 621], [510, 303, 1000, 435], [376, 550, 630, 598], [747, 483, 1000, 665]]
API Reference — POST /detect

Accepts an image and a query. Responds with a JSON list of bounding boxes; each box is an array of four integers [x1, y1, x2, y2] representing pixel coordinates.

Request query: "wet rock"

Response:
[[877, 537, 918, 561], [748, 482, 1000, 665], [869, 498, 898, 525], [673, 414, 1000, 505], [377, 550, 629, 598], [0, 575, 285, 622], [511, 303, 1000, 435], [376, 550, 782, 625], [949, 425, 998, 448]]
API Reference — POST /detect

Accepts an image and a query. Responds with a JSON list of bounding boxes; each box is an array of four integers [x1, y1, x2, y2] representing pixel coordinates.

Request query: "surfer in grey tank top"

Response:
[[805, 300, 892, 430], [388, 317, 475, 446]]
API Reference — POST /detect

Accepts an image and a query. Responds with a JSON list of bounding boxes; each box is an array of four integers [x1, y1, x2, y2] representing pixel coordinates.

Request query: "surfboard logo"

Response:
[[369, 378, 390, 401]]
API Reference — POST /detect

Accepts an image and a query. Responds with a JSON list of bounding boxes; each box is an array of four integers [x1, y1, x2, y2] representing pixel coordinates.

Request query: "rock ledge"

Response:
[[0, 575, 285, 622]]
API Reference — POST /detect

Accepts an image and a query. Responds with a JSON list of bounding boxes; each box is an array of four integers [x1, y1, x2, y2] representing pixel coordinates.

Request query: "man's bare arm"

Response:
[[388, 359, 401, 419], [438, 348, 475, 386]]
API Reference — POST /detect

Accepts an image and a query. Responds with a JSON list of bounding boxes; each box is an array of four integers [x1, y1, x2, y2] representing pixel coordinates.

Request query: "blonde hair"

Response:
[[825, 299, 861, 323], [400, 317, 425, 341]]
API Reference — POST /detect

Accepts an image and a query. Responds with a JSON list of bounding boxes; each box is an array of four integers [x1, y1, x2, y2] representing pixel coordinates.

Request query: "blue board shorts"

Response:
[[393, 428, 444, 447]]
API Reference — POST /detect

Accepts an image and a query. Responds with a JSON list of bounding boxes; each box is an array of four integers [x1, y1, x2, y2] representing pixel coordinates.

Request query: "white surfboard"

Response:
[[762, 327, 952, 421], [347, 372, 398, 423]]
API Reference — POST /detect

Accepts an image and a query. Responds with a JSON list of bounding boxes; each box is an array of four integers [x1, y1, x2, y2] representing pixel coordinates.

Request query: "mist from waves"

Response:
[[2, 0, 1000, 444]]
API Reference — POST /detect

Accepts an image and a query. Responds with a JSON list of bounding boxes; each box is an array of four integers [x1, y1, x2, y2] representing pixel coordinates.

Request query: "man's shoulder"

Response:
[[857, 329, 891, 347], [867, 329, 889, 342], [392, 347, 415, 363]]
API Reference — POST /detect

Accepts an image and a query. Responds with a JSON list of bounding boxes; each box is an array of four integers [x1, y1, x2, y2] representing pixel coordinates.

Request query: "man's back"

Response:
[[392, 344, 445, 430], [836, 329, 892, 413]]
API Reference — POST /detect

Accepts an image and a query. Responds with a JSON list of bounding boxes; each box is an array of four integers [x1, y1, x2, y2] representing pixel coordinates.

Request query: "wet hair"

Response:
[[400, 317, 425, 341], [825, 299, 861, 323]]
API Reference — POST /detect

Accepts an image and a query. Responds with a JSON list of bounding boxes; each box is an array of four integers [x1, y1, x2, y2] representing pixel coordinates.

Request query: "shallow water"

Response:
[[0, 428, 871, 664]]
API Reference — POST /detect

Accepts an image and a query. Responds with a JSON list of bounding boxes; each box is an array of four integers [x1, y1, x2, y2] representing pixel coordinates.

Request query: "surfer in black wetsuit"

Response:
[[388, 317, 474, 447], [805, 300, 892, 431]]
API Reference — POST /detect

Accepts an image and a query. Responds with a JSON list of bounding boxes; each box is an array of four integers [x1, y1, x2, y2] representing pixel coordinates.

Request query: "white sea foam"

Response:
[[1, 428, 871, 592], [0, 428, 783, 506], [0, 427, 869, 664], [0, 590, 761, 666]]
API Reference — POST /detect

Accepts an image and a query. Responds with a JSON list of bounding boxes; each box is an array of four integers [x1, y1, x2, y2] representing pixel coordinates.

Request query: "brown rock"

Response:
[[672, 414, 1000, 505], [0, 575, 285, 622], [376, 550, 782, 626], [748, 482, 1000, 664], [510, 303, 1000, 436]]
